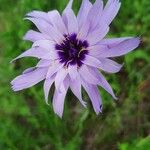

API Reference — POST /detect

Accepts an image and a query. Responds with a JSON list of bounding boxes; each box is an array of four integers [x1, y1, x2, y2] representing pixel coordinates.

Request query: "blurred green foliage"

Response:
[[0, 0, 150, 149], [119, 137, 150, 150]]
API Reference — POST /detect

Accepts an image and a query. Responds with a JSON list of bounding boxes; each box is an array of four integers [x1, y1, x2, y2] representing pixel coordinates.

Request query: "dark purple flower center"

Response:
[[55, 34, 89, 67]]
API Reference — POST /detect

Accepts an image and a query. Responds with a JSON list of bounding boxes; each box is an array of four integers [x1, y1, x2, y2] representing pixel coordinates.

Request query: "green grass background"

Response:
[[0, 0, 150, 149]]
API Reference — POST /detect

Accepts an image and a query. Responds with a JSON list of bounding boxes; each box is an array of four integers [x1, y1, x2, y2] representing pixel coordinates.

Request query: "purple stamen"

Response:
[[55, 34, 89, 67]]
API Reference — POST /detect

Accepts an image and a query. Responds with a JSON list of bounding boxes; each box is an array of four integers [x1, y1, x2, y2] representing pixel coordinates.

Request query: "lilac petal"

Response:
[[46, 62, 64, 79], [99, 58, 123, 73], [36, 60, 51, 67], [11, 47, 52, 62], [53, 88, 66, 118], [81, 80, 102, 114], [32, 40, 55, 50], [82, 55, 102, 68], [78, 0, 103, 40], [98, 37, 133, 46], [55, 68, 68, 92], [77, 0, 92, 29], [11, 68, 48, 91], [65, 0, 73, 9], [88, 45, 107, 57], [79, 65, 99, 85], [88, 67, 117, 99], [11, 67, 47, 85], [23, 30, 50, 42], [53, 77, 69, 118], [25, 17, 64, 43], [86, 23, 109, 45], [105, 0, 115, 7], [101, 0, 121, 25], [26, 10, 50, 23], [62, 0, 78, 34], [77, 20, 90, 40], [83, 55, 122, 73], [44, 75, 55, 104], [53, 90, 66, 118], [68, 65, 78, 80], [23, 67, 35, 74], [62, 0, 73, 26], [27, 10, 67, 35], [48, 10, 67, 34], [88, 37, 132, 57], [32, 40, 58, 60], [96, 37, 141, 57], [24, 17, 50, 34], [70, 76, 87, 107], [87, 0, 103, 30]]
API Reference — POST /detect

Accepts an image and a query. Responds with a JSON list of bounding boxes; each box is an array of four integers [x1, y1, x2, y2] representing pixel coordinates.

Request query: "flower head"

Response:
[[11, 0, 140, 118]]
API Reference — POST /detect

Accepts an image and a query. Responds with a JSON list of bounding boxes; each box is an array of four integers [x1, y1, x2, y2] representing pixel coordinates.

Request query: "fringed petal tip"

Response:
[[82, 101, 87, 108], [10, 59, 15, 63], [25, 12, 33, 17], [45, 100, 50, 106], [11, 85, 15, 91], [96, 111, 102, 115], [118, 63, 124, 71], [110, 90, 118, 100], [11, 83, 25, 92], [66, 0, 74, 9], [23, 17, 33, 21], [136, 36, 142, 44], [55, 112, 63, 119], [10, 56, 21, 63], [132, 37, 141, 48], [11, 87, 19, 92], [100, 105, 103, 113], [53, 111, 63, 119], [25, 10, 38, 17], [112, 94, 118, 101], [10, 79, 15, 85], [10, 55, 25, 63], [114, 96, 119, 101], [11, 85, 21, 92], [114, 93, 118, 99], [96, 105, 103, 115], [23, 17, 28, 21]]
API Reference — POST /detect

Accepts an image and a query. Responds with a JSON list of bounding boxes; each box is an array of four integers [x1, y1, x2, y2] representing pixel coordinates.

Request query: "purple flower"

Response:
[[11, 0, 140, 118]]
